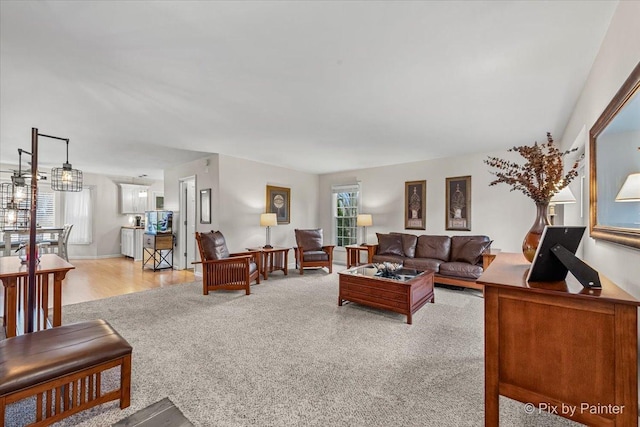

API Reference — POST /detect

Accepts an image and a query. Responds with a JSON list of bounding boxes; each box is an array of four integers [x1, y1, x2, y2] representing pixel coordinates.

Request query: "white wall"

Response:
[[218, 155, 319, 253], [164, 154, 318, 271], [319, 150, 537, 265], [560, 0, 640, 298], [164, 154, 220, 269]]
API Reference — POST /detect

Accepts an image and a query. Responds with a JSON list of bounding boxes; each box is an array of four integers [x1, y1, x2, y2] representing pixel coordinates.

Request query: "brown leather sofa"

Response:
[[371, 232, 492, 290]]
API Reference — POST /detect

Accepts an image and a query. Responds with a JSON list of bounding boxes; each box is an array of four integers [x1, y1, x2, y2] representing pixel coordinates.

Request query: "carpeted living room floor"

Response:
[[5, 267, 580, 426]]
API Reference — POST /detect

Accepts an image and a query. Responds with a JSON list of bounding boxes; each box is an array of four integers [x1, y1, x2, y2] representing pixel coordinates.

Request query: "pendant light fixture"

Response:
[[51, 138, 83, 191], [0, 149, 33, 229]]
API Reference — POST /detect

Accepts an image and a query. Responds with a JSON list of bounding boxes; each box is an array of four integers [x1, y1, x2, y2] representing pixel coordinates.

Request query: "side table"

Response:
[[345, 244, 376, 268], [247, 247, 291, 280], [143, 233, 174, 271]]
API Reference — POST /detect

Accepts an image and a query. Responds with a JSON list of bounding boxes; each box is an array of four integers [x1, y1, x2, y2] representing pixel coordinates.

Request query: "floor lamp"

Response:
[[23, 128, 82, 333]]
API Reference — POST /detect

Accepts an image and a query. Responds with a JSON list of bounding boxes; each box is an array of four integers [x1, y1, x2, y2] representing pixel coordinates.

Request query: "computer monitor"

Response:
[[527, 225, 601, 288]]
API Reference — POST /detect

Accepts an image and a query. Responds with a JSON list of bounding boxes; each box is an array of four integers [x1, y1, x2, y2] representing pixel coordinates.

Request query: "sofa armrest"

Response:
[[482, 248, 501, 270]]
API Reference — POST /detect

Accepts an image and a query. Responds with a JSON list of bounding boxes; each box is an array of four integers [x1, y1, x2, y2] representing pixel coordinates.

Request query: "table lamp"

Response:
[[357, 214, 373, 246], [615, 173, 640, 202], [260, 213, 277, 248]]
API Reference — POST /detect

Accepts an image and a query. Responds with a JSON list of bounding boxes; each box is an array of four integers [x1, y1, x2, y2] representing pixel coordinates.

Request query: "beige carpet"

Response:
[[5, 267, 579, 426]]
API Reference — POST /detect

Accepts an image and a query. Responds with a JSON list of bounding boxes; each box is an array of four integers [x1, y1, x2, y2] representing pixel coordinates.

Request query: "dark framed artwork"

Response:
[[405, 180, 426, 230], [446, 176, 471, 231], [266, 185, 290, 224], [200, 188, 211, 224]]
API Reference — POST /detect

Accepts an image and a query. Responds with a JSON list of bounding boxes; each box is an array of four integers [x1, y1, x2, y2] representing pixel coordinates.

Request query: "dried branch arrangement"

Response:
[[484, 132, 579, 204]]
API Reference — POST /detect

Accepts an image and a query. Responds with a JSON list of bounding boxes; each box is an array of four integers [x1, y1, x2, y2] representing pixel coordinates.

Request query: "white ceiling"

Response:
[[0, 1, 618, 180]]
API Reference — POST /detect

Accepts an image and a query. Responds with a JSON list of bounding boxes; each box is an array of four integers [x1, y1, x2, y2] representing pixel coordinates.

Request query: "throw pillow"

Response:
[[455, 239, 493, 265], [376, 233, 405, 257]]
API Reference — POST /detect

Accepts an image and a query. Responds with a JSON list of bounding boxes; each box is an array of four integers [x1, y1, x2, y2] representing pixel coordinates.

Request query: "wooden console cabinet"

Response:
[[478, 252, 639, 426]]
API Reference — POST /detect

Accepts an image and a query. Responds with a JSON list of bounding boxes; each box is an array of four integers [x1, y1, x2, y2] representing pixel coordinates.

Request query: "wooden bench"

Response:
[[0, 319, 132, 426]]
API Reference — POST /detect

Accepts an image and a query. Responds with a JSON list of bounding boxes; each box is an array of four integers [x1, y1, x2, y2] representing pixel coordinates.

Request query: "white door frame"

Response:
[[178, 176, 197, 270]]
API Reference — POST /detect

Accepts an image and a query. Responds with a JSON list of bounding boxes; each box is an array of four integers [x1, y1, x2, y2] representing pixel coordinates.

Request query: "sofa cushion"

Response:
[[415, 235, 451, 261], [438, 262, 484, 280], [200, 230, 230, 260], [371, 254, 406, 264], [376, 233, 404, 257], [390, 232, 418, 258], [295, 229, 323, 251], [404, 257, 442, 272], [450, 236, 491, 265]]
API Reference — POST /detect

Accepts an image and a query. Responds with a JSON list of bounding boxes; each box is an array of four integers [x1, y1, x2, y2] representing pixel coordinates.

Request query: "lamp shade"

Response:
[[357, 214, 373, 227], [615, 173, 640, 202], [550, 186, 577, 204], [260, 213, 277, 227]]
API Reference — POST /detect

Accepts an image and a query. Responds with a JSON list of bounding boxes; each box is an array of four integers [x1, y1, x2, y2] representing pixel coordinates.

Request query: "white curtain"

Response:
[[64, 187, 92, 244]]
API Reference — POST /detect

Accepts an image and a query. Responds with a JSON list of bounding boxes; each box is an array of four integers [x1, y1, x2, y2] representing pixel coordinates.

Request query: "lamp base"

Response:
[[360, 243, 369, 246], [263, 245, 273, 249]]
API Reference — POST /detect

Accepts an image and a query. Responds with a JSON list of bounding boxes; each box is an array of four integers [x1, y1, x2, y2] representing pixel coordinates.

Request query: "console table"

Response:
[[478, 252, 639, 426], [0, 254, 75, 338]]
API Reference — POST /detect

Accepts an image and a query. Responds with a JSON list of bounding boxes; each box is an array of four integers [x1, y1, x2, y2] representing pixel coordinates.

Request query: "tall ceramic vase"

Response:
[[522, 202, 550, 263]]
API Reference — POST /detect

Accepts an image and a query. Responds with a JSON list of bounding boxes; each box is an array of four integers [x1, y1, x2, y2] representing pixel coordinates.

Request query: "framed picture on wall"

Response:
[[405, 180, 426, 230], [200, 188, 211, 224], [266, 185, 290, 224], [446, 176, 471, 231]]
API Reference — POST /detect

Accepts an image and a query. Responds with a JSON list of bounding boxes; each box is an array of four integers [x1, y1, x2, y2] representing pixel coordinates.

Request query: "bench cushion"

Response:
[[0, 319, 132, 396]]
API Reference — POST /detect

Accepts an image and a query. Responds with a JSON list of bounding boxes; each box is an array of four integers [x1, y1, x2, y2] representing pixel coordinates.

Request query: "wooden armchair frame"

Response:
[[195, 233, 261, 295], [294, 245, 335, 275]]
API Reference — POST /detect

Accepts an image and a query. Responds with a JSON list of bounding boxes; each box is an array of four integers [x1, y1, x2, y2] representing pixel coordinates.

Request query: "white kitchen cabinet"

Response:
[[121, 227, 144, 261], [119, 184, 149, 214]]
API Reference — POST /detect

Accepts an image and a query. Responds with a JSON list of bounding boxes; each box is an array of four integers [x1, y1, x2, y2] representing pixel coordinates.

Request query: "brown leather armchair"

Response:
[[195, 231, 260, 295], [293, 229, 335, 275]]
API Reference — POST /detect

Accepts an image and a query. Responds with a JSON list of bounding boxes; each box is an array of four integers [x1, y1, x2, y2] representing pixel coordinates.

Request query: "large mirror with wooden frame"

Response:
[[589, 61, 640, 249]]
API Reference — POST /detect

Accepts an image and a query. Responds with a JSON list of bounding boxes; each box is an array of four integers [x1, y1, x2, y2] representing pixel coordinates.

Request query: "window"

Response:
[[36, 188, 55, 227], [64, 187, 92, 244], [332, 183, 360, 247]]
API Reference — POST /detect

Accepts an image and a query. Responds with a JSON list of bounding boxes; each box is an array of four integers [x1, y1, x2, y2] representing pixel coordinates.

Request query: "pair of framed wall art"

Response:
[[404, 176, 471, 231]]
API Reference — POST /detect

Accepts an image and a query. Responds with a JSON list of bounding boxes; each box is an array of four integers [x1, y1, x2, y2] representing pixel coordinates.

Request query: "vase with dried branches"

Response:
[[484, 132, 579, 262]]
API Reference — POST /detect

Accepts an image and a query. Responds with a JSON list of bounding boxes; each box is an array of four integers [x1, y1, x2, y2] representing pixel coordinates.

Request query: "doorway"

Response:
[[178, 176, 196, 270]]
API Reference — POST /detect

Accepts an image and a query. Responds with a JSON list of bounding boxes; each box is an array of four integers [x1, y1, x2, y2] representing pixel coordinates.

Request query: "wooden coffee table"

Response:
[[338, 264, 434, 324]]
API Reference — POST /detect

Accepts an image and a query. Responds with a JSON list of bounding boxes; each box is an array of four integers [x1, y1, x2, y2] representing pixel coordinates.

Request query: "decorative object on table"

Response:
[[484, 132, 579, 262], [145, 210, 173, 235], [17, 243, 41, 264], [445, 176, 471, 231], [373, 262, 403, 278], [404, 180, 426, 230], [260, 213, 277, 248], [266, 185, 290, 224], [356, 214, 373, 245], [199, 188, 211, 224]]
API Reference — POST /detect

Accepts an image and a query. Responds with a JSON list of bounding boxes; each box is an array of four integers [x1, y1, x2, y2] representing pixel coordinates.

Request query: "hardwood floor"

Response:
[[0, 256, 197, 317]]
